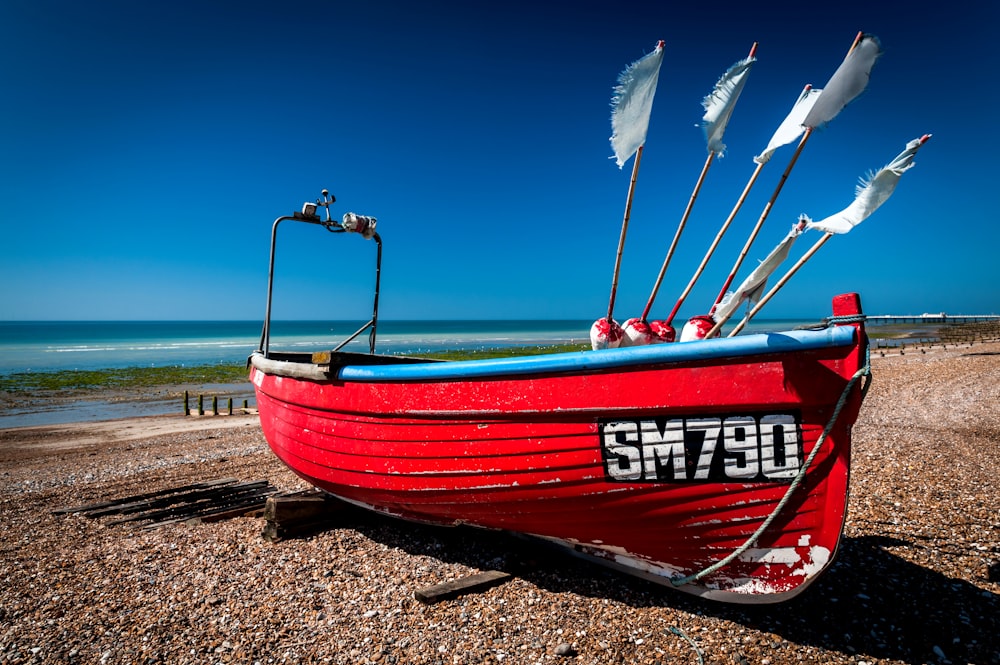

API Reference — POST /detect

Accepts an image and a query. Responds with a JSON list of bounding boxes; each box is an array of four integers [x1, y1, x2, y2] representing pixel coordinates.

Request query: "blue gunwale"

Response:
[[337, 326, 858, 382]]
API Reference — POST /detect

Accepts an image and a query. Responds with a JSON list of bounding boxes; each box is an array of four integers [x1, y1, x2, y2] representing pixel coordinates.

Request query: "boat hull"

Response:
[[251, 295, 868, 603]]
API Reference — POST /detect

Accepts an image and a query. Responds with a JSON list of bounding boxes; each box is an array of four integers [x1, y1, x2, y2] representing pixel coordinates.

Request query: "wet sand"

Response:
[[1, 343, 998, 664]]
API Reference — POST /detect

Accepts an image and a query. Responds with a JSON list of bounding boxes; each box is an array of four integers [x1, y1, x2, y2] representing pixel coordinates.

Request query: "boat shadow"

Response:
[[335, 513, 998, 665]]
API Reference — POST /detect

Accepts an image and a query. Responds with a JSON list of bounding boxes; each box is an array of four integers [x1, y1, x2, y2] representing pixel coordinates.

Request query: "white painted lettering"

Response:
[[760, 414, 800, 479], [723, 416, 760, 479], [604, 421, 642, 481], [641, 419, 686, 480], [687, 418, 722, 479], [601, 413, 801, 483]]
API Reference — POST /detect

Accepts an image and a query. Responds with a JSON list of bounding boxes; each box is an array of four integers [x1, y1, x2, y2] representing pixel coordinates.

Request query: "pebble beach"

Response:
[[1, 342, 998, 664]]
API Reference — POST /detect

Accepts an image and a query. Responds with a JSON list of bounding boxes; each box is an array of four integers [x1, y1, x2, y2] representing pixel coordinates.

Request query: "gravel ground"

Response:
[[1, 342, 998, 664]]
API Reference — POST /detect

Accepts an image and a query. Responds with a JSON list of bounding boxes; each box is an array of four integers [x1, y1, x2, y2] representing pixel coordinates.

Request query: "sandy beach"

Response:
[[1, 343, 998, 664]]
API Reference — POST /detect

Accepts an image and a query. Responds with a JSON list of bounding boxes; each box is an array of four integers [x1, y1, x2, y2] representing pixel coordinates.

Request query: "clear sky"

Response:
[[2, 1, 997, 321]]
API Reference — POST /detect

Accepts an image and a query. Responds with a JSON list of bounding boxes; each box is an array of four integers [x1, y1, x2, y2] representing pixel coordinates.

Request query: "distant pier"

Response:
[[863, 314, 1000, 353], [867, 314, 1000, 325]]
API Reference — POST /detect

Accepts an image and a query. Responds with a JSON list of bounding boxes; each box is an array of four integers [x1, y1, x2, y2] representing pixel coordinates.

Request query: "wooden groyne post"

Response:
[[184, 393, 255, 417]]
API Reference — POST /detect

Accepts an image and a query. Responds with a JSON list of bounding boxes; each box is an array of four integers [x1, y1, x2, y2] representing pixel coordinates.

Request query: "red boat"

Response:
[[249, 192, 870, 604]]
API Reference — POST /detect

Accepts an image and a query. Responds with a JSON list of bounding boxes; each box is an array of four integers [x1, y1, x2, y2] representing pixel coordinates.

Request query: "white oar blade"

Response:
[[610, 41, 666, 168], [754, 87, 822, 164], [805, 135, 930, 234], [702, 54, 756, 156], [803, 34, 882, 129]]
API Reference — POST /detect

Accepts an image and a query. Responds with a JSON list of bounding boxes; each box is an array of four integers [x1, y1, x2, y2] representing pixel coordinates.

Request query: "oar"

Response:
[[627, 43, 757, 344], [716, 133, 930, 338], [592, 40, 665, 350], [659, 82, 818, 342], [709, 31, 877, 314], [659, 78, 794, 331]]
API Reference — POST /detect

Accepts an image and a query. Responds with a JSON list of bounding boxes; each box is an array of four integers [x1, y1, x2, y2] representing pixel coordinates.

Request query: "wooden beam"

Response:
[[93, 480, 270, 519], [413, 570, 512, 604], [261, 489, 349, 542], [52, 478, 239, 515]]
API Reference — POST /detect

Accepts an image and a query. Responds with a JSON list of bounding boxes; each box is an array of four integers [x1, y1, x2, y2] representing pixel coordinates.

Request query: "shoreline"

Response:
[[4, 324, 998, 430], [0, 380, 256, 430], [3, 336, 995, 440]]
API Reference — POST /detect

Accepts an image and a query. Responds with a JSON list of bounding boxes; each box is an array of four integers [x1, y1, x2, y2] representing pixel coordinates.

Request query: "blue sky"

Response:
[[2, 1, 997, 321]]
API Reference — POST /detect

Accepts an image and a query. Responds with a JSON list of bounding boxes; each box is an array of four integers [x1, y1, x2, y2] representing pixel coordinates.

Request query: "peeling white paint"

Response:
[[740, 547, 801, 566], [542, 537, 686, 578], [611, 551, 685, 577], [738, 543, 831, 580], [726, 577, 789, 595], [686, 518, 724, 527], [792, 546, 831, 578]]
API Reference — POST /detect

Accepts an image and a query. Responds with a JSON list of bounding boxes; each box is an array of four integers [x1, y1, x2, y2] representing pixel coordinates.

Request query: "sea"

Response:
[[0, 318, 819, 428]]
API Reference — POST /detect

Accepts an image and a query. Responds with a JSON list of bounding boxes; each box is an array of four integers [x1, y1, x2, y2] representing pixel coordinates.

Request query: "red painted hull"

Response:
[[251, 295, 868, 603]]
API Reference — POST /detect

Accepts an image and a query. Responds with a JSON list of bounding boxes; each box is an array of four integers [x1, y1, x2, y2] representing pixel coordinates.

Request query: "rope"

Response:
[[666, 626, 705, 664], [825, 313, 868, 326], [671, 346, 871, 588]]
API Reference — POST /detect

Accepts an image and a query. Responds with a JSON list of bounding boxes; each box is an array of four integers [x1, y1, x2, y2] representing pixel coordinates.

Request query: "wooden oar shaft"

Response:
[[640, 151, 715, 321], [664, 159, 766, 326], [711, 126, 814, 310], [726, 232, 833, 337], [847, 30, 863, 54], [606, 145, 644, 321]]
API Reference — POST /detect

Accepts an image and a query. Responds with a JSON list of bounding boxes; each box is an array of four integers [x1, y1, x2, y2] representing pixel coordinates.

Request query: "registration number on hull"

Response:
[[600, 413, 803, 483]]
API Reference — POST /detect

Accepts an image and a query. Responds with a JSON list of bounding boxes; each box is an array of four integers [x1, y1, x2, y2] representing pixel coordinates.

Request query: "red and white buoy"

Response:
[[679, 315, 719, 342], [590, 318, 625, 350], [648, 320, 676, 343], [622, 318, 656, 346]]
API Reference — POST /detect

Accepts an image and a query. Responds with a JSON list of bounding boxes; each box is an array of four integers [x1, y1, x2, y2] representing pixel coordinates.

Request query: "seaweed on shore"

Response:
[[0, 344, 590, 395], [0, 364, 250, 394]]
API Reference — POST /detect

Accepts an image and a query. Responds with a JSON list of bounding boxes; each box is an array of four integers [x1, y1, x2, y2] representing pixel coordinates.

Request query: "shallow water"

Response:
[[0, 319, 820, 375], [0, 317, 927, 429], [0, 384, 256, 430]]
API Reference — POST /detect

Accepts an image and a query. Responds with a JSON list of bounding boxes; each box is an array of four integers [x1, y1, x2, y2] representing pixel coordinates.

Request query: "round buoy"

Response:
[[622, 318, 655, 346], [590, 318, 624, 350], [649, 320, 676, 343], [679, 315, 718, 342]]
